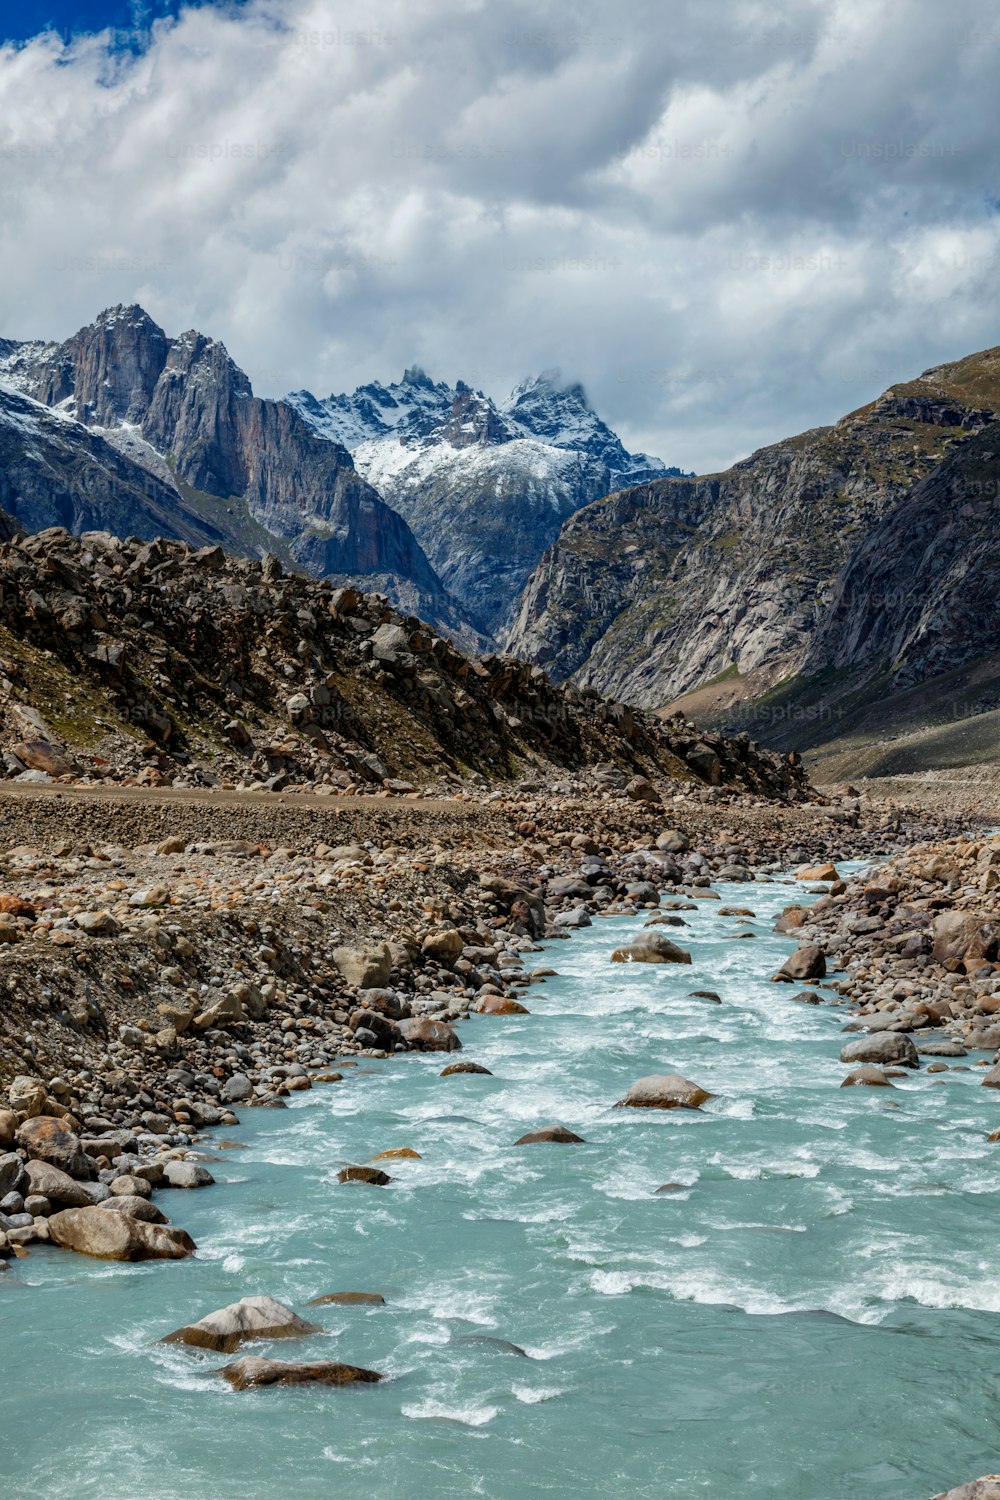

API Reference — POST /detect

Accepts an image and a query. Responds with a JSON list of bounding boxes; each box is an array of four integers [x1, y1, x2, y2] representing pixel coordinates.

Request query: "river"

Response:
[[3, 861, 998, 1499]]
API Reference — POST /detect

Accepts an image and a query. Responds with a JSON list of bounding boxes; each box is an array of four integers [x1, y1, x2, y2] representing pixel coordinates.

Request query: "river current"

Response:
[[3, 862, 999, 1499]]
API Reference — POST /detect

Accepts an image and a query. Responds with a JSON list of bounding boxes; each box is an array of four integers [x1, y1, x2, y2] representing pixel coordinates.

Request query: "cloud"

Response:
[[0, 0, 997, 472]]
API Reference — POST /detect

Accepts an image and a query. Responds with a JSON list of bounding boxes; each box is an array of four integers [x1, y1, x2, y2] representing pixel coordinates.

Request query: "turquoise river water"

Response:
[[2, 862, 1000, 1499]]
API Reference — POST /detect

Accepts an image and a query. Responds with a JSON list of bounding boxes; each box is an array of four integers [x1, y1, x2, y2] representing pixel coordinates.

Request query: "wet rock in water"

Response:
[[307, 1291, 386, 1307], [917, 1041, 967, 1057], [791, 990, 823, 1005], [980, 1065, 1000, 1089], [47, 1206, 195, 1260], [689, 990, 722, 1004], [513, 1125, 585, 1145], [217, 1357, 382, 1390], [475, 995, 529, 1015], [337, 1166, 392, 1186], [162, 1296, 320, 1353], [654, 1183, 686, 1193], [15, 1117, 92, 1179], [718, 907, 755, 918], [840, 1066, 895, 1088], [930, 1479, 1000, 1500], [450, 1334, 529, 1356], [398, 1017, 462, 1052], [370, 1148, 421, 1161], [772, 946, 826, 983], [440, 1061, 493, 1077], [774, 907, 809, 934], [611, 934, 692, 965], [840, 1033, 919, 1069], [795, 863, 839, 882], [163, 1161, 215, 1189], [616, 1075, 713, 1110]]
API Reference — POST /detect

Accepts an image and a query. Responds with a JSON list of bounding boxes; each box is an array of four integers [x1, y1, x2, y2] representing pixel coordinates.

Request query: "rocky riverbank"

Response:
[[0, 770, 987, 1271]]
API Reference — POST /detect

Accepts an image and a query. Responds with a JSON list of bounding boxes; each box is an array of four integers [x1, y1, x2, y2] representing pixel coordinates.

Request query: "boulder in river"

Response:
[[48, 1206, 195, 1260], [611, 934, 692, 965], [163, 1161, 215, 1189], [475, 995, 529, 1015], [397, 1017, 462, 1052], [514, 1125, 585, 1144], [162, 1296, 320, 1353], [689, 990, 722, 1004], [440, 1061, 493, 1077], [370, 1148, 421, 1161], [616, 1075, 713, 1110], [217, 1357, 382, 1390], [771, 946, 826, 983], [307, 1292, 386, 1307], [337, 1166, 392, 1186], [839, 1034, 919, 1068], [840, 1066, 895, 1088], [795, 863, 839, 882]]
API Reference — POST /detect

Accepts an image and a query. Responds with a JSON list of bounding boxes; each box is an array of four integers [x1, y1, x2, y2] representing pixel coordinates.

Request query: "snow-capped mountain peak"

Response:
[[286, 364, 685, 637]]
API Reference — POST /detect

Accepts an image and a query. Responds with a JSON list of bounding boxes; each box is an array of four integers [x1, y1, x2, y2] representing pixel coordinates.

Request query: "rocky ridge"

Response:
[[507, 346, 1000, 765], [0, 515, 810, 801]]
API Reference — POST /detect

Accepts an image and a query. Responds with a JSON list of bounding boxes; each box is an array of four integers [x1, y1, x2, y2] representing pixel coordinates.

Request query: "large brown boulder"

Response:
[[616, 1074, 713, 1110], [24, 1160, 98, 1207], [795, 863, 839, 882], [307, 1291, 385, 1306], [48, 1206, 195, 1260], [332, 944, 392, 989], [475, 995, 529, 1015], [772, 946, 826, 983], [840, 1066, 894, 1088], [162, 1296, 319, 1352], [217, 1357, 382, 1390], [421, 928, 464, 962], [932, 912, 1000, 965], [337, 1166, 392, 1186], [839, 1034, 919, 1068], [15, 1116, 92, 1178], [611, 934, 692, 965], [774, 907, 809, 933], [440, 1061, 493, 1077], [397, 1017, 462, 1052], [514, 1125, 585, 1144]]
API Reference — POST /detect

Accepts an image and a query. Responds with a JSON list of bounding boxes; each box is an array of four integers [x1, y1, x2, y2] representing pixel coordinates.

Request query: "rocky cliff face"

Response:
[[507, 348, 1000, 755], [287, 369, 683, 636], [0, 384, 226, 549], [0, 308, 481, 648]]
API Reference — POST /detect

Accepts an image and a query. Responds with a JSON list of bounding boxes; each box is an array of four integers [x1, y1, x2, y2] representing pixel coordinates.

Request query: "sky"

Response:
[[1, 0, 998, 473]]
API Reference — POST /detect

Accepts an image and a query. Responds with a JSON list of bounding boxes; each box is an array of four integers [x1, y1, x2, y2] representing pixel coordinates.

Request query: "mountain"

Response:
[[287, 369, 683, 636], [0, 512, 809, 802], [0, 383, 229, 549], [506, 346, 1000, 772], [0, 307, 483, 648]]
